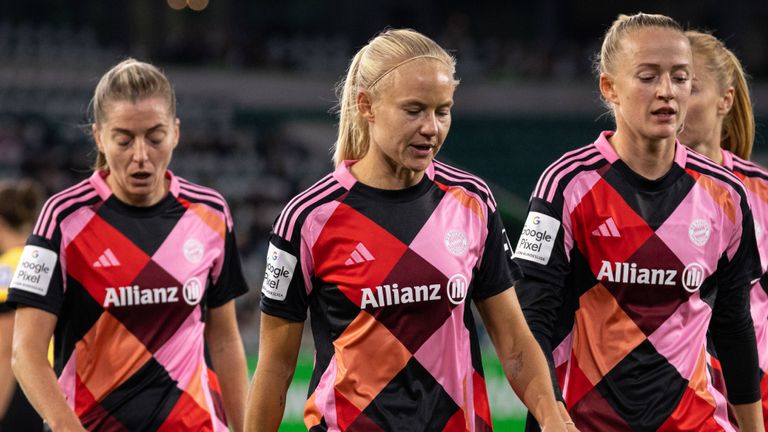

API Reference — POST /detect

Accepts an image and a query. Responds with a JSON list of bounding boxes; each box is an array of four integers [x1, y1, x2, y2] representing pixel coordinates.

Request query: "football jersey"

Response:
[[709, 149, 768, 426], [514, 132, 761, 431], [260, 160, 521, 431], [7, 170, 248, 431]]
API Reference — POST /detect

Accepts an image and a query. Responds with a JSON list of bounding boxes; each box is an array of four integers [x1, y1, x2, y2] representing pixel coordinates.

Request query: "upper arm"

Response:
[[475, 288, 527, 351], [205, 300, 241, 345], [13, 306, 56, 356], [257, 313, 303, 371]]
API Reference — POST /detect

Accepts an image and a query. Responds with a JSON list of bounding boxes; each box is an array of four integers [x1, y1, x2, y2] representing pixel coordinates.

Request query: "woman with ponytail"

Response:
[[679, 30, 767, 429]]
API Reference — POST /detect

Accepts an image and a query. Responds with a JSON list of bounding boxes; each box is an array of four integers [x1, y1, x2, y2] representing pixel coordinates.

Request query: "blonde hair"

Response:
[[595, 13, 686, 111], [686, 31, 755, 159], [333, 28, 457, 167], [90, 58, 176, 170]]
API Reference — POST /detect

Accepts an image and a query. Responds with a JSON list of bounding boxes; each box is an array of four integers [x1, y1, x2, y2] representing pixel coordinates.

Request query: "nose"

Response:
[[420, 111, 438, 137], [132, 138, 149, 163], [657, 75, 674, 101]]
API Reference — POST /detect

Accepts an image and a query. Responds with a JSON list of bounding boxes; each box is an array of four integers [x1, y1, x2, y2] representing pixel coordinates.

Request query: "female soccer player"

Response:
[[679, 30, 768, 428], [514, 13, 765, 431], [0, 179, 44, 431], [246, 28, 569, 432], [8, 59, 249, 431]]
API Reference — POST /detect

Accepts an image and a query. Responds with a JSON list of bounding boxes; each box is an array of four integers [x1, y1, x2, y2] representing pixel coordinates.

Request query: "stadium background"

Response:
[[1, 1, 767, 429]]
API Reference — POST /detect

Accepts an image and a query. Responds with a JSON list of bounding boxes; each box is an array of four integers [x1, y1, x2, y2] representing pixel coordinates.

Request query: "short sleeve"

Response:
[[513, 197, 571, 287], [471, 209, 522, 300], [206, 226, 249, 308], [7, 235, 65, 315], [259, 233, 309, 322]]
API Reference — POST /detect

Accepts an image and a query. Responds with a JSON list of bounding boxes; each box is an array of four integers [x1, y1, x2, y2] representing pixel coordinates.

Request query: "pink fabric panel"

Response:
[[309, 355, 339, 430], [751, 285, 768, 372], [300, 201, 341, 296], [152, 307, 204, 388], [654, 185, 733, 276], [413, 303, 473, 413], [408, 188, 486, 279], [151, 210, 222, 285], [647, 292, 712, 380]]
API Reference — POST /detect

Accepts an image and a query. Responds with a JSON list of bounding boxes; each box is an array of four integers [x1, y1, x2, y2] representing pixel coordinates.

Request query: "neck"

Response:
[[350, 154, 426, 190], [687, 140, 723, 165], [609, 131, 677, 180]]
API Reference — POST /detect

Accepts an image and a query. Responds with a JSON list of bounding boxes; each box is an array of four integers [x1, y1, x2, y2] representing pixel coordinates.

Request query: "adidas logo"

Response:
[[345, 242, 375, 266], [592, 217, 621, 238], [93, 248, 121, 268]]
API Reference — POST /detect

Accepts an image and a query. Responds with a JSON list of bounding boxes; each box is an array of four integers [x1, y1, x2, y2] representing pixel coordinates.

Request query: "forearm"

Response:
[[209, 335, 248, 432], [732, 401, 765, 432], [501, 326, 563, 427], [0, 313, 16, 417], [478, 289, 567, 431], [245, 313, 303, 432], [12, 346, 82, 431], [245, 359, 295, 432]]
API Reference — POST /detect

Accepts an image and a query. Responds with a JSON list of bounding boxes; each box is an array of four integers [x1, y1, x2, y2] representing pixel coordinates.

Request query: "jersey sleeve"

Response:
[[206, 226, 249, 308], [472, 209, 522, 300], [710, 205, 762, 404], [7, 234, 65, 316], [259, 232, 309, 322], [513, 196, 572, 401]]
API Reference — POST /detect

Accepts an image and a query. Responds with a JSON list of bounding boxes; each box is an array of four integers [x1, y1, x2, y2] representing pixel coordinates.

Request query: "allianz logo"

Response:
[[360, 274, 469, 309], [103, 278, 203, 308], [596, 260, 705, 292]]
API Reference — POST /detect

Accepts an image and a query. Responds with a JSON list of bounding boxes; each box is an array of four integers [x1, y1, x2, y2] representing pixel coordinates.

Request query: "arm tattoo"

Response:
[[509, 351, 524, 379]]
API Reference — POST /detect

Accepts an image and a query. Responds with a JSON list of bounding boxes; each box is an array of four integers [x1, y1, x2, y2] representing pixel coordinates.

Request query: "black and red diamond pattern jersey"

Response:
[[514, 132, 762, 431], [260, 160, 521, 431], [8, 170, 248, 431]]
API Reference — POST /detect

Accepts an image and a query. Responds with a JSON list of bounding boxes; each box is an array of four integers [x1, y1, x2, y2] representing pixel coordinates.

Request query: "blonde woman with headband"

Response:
[[514, 13, 764, 431], [246, 28, 569, 432], [679, 30, 768, 429]]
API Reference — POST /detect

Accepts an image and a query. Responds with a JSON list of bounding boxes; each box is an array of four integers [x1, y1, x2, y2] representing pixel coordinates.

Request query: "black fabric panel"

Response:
[[595, 339, 687, 431], [96, 357, 182, 431], [344, 177, 442, 246], [98, 194, 184, 257], [361, 357, 460, 431], [603, 162, 695, 231]]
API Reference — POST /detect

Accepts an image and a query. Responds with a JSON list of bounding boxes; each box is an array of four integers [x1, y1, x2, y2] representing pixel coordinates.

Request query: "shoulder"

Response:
[[33, 177, 101, 239], [729, 153, 768, 183], [532, 142, 607, 203], [432, 159, 498, 211], [273, 171, 348, 241], [176, 176, 230, 211], [685, 148, 748, 195]]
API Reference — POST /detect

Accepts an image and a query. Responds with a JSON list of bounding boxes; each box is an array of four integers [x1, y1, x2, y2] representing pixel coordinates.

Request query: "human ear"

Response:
[[92, 124, 104, 152], [357, 91, 374, 122], [173, 118, 181, 150], [718, 86, 735, 116], [599, 73, 619, 105]]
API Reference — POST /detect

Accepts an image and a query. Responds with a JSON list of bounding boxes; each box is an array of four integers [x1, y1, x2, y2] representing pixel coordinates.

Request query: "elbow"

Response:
[[10, 343, 26, 380]]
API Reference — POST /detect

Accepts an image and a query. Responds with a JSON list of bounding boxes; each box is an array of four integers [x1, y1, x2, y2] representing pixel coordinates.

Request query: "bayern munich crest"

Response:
[[688, 219, 711, 247], [183, 238, 204, 264], [444, 229, 468, 256]]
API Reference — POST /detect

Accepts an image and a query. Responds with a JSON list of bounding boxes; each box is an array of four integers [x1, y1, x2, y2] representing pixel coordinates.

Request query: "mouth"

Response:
[[130, 172, 152, 181], [651, 107, 677, 121], [410, 143, 435, 152]]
